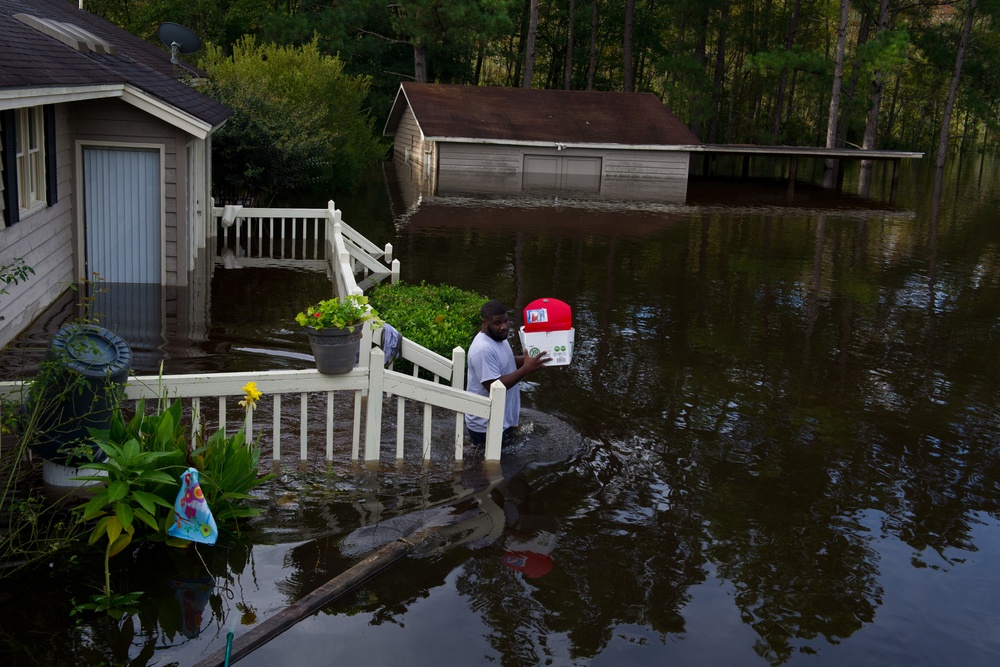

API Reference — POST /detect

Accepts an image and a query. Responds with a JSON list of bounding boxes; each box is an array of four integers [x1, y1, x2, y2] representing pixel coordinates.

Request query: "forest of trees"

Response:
[[87, 0, 1000, 165]]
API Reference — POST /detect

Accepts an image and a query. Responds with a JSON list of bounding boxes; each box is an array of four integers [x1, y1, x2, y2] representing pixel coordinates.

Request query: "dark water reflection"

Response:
[[3, 157, 1000, 666]]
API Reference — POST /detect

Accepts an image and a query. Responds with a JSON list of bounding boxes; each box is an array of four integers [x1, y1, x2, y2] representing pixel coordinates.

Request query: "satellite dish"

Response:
[[157, 22, 201, 65]]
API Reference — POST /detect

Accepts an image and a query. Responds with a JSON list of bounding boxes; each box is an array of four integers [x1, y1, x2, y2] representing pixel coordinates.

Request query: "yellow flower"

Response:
[[239, 381, 263, 410]]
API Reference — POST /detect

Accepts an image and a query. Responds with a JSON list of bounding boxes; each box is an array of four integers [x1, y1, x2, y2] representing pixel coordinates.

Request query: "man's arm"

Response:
[[483, 352, 549, 391]]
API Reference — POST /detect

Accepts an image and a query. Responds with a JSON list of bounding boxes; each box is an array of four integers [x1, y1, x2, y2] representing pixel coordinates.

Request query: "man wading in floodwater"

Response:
[[466, 300, 549, 446]]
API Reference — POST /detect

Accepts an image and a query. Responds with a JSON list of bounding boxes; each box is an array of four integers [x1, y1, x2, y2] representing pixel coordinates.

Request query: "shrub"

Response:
[[200, 36, 386, 205], [367, 281, 487, 359]]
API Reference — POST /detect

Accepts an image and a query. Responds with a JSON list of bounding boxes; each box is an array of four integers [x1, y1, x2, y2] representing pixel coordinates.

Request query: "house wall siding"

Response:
[[435, 143, 690, 201], [392, 106, 425, 169], [0, 105, 75, 348], [72, 98, 189, 286], [601, 150, 689, 201]]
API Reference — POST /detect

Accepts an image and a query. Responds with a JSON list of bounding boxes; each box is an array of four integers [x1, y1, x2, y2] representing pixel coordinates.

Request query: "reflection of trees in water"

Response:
[[434, 179, 1000, 660], [701, 451, 883, 663]]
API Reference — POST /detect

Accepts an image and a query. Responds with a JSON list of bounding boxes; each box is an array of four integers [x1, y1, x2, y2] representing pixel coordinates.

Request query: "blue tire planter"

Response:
[[26, 324, 132, 466], [307, 327, 362, 374]]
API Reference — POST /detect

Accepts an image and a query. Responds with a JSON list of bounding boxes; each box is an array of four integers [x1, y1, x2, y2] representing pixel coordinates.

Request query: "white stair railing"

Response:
[[212, 200, 399, 287]]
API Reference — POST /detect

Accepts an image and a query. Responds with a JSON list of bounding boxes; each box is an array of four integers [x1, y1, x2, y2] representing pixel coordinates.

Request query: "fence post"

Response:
[[384, 243, 393, 263], [484, 380, 506, 462], [358, 319, 373, 370], [364, 347, 384, 462], [452, 347, 466, 460], [391, 259, 401, 284]]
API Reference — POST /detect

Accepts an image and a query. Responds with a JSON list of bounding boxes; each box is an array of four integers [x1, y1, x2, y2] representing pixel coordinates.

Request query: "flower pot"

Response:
[[306, 327, 362, 374]]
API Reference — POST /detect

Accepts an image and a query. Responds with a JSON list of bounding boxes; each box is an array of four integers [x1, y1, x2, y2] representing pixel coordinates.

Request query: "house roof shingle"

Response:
[[0, 0, 230, 129], [388, 82, 701, 147]]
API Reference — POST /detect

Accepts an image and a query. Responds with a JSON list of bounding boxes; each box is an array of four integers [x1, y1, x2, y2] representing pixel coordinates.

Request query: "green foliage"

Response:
[[68, 396, 272, 615], [0, 258, 34, 297], [367, 281, 487, 359], [76, 399, 188, 555], [200, 37, 385, 206], [295, 294, 382, 331], [195, 428, 273, 523]]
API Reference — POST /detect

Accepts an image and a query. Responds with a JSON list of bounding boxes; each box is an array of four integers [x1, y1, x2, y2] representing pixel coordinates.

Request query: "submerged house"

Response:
[[0, 0, 230, 348], [383, 82, 700, 203]]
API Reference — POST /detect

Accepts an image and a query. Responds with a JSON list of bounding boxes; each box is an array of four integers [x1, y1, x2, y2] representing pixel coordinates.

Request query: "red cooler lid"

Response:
[[523, 298, 572, 332]]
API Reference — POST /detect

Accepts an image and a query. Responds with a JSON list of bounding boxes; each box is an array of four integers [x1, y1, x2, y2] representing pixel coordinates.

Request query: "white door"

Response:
[[83, 147, 161, 283]]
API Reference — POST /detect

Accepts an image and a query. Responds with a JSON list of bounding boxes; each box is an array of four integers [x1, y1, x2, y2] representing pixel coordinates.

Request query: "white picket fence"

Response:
[[117, 344, 507, 463]]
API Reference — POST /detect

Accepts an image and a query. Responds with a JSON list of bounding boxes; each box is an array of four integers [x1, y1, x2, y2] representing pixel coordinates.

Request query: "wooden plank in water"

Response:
[[192, 538, 413, 667]]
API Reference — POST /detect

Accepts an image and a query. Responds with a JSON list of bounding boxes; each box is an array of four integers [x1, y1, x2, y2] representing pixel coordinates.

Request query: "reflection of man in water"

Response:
[[465, 300, 549, 445], [497, 473, 557, 579]]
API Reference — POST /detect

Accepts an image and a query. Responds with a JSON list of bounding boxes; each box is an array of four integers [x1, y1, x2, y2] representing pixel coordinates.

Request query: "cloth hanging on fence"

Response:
[[381, 323, 403, 367], [221, 204, 243, 228], [168, 467, 219, 545]]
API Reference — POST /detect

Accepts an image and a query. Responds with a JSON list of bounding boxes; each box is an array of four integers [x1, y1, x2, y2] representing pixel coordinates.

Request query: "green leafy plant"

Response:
[[195, 428, 273, 523], [0, 257, 34, 296], [72, 393, 273, 616], [295, 293, 382, 332], [367, 281, 487, 358], [74, 399, 187, 611]]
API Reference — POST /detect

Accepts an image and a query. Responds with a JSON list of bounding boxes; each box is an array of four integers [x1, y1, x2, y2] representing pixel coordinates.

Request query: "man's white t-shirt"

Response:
[[465, 331, 520, 433]]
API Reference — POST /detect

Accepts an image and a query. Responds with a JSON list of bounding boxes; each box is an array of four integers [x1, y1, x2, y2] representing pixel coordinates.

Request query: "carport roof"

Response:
[[385, 82, 701, 148]]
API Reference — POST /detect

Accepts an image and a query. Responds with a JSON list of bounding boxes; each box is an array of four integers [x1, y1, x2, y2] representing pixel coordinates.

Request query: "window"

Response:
[[15, 107, 46, 214], [1, 105, 56, 226]]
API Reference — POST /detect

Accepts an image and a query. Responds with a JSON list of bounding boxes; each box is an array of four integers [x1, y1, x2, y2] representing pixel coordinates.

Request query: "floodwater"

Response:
[[2, 156, 1000, 666]]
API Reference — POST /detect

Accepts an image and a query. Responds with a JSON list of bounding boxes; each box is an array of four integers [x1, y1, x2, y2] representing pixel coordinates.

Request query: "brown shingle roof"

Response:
[[388, 83, 700, 146], [0, 0, 230, 128]]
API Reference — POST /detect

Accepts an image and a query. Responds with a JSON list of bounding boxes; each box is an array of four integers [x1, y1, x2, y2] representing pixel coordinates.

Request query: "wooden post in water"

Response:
[[452, 346, 466, 460], [364, 346, 384, 461], [786, 156, 798, 200], [890, 158, 901, 205], [484, 380, 506, 461]]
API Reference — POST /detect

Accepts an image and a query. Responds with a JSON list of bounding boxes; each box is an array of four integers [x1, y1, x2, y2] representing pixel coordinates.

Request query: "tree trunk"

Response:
[[414, 43, 427, 83], [565, 0, 576, 89], [474, 41, 485, 85], [623, 0, 635, 91], [858, 0, 890, 196], [936, 0, 977, 169], [587, 0, 599, 89], [771, 0, 802, 143], [689, 3, 710, 139], [823, 0, 850, 187], [835, 12, 873, 152], [708, 0, 731, 143], [523, 0, 540, 88]]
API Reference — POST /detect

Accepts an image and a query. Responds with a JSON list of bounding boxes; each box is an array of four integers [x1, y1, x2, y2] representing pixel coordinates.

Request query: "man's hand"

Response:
[[520, 351, 550, 372], [491, 351, 551, 391]]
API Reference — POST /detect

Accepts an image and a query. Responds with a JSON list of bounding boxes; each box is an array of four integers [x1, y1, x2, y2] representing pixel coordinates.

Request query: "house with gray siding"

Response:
[[383, 83, 700, 203], [0, 0, 230, 348]]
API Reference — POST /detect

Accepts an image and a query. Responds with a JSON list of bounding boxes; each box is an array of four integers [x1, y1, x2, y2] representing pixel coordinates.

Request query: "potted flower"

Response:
[[295, 294, 381, 373]]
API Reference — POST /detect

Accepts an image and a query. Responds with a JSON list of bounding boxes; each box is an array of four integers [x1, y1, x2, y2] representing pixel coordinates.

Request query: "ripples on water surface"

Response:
[[2, 160, 1000, 666]]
